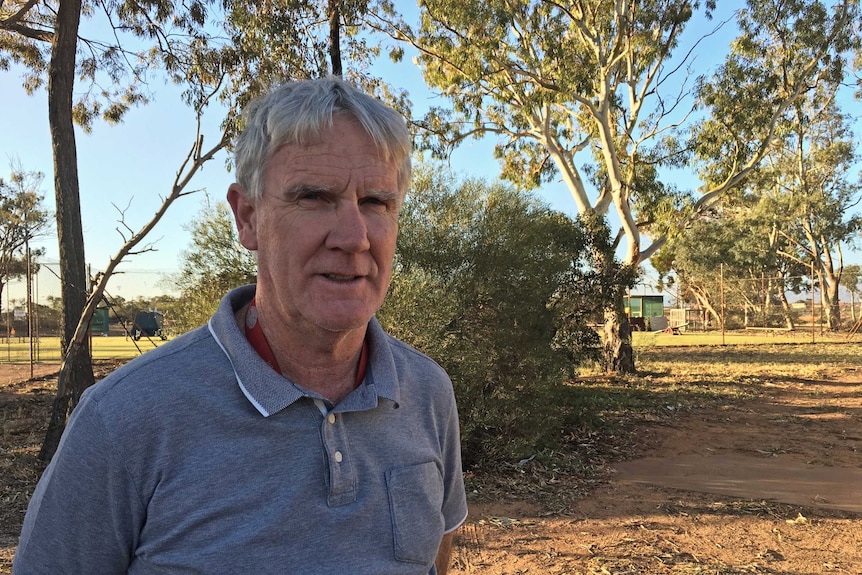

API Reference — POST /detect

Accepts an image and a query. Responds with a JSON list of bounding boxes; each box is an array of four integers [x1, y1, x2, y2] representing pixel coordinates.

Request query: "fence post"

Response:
[[720, 264, 726, 346], [811, 260, 815, 344]]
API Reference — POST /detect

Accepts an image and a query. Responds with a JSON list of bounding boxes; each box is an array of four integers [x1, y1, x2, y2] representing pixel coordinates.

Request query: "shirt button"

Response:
[[327, 413, 336, 424], [334, 451, 343, 463]]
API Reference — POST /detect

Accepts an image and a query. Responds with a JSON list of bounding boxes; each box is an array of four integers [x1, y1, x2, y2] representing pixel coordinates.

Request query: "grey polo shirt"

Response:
[[14, 285, 467, 575]]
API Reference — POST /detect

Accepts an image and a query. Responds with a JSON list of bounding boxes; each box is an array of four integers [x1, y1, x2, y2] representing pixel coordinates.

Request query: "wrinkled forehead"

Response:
[[264, 113, 410, 196]]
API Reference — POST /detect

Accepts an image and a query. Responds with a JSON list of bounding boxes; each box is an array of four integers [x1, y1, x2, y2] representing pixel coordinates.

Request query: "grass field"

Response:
[[0, 328, 855, 365], [632, 327, 852, 347], [0, 335, 168, 364]]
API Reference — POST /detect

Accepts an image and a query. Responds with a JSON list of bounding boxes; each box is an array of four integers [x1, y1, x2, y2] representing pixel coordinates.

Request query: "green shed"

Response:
[[91, 307, 110, 336], [625, 295, 664, 319]]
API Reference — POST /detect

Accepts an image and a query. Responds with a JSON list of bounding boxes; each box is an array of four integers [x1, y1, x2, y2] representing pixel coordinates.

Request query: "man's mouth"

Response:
[[324, 274, 361, 281]]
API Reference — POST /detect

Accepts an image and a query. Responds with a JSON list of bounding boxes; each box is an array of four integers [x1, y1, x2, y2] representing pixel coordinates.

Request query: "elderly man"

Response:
[[14, 77, 467, 575]]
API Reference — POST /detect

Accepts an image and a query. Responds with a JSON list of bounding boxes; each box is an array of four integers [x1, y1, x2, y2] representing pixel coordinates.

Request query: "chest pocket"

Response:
[[385, 461, 445, 565]]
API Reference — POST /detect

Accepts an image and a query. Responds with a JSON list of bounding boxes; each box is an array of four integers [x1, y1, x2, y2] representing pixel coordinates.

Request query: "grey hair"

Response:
[[233, 76, 412, 201]]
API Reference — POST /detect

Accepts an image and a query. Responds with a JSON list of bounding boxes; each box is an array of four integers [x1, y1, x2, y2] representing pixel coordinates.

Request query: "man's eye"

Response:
[[362, 196, 392, 209], [298, 191, 326, 203]]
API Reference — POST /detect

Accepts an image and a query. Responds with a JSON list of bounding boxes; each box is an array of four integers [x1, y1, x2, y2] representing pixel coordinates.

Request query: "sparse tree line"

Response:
[[658, 272, 862, 332], [653, 72, 862, 332], [2, 0, 860, 459]]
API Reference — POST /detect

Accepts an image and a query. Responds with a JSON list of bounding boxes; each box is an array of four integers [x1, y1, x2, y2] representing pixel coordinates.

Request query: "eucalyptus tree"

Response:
[[695, 2, 861, 332], [2, 0, 210, 361], [3, 0, 93, 438], [653, 200, 808, 330], [657, 90, 861, 332], [0, 163, 51, 305], [3, 0, 224, 457], [842, 264, 861, 323], [375, 0, 859, 373], [762, 98, 861, 330]]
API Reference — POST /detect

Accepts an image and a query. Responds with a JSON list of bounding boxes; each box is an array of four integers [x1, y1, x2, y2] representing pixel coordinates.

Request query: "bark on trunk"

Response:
[[328, 0, 342, 76], [688, 286, 721, 328], [603, 296, 635, 374], [40, 0, 94, 462], [815, 267, 842, 331], [826, 284, 841, 331], [852, 293, 857, 322], [41, 344, 94, 459], [778, 287, 795, 330], [582, 211, 636, 375]]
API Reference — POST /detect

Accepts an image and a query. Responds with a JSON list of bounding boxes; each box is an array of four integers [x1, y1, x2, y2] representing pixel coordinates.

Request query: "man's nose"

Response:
[[326, 201, 371, 252]]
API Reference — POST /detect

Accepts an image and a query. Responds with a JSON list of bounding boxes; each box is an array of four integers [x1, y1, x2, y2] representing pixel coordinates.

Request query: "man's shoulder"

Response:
[[83, 325, 224, 406]]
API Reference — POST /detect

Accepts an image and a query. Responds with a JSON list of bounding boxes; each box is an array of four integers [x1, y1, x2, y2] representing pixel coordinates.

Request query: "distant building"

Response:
[[625, 295, 664, 318], [625, 295, 665, 331]]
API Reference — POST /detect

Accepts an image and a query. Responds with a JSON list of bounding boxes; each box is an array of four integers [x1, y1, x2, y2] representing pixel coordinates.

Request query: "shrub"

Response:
[[378, 164, 601, 466]]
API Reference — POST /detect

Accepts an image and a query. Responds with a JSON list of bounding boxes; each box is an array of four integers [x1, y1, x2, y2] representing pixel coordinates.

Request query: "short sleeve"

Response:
[[440, 391, 468, 533], [13, 390, 144, 574]]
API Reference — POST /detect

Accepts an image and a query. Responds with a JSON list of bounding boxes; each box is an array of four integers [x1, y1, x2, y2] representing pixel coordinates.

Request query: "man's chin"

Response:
[[313, 313, 375, 334], [310, 299, 382, 331]]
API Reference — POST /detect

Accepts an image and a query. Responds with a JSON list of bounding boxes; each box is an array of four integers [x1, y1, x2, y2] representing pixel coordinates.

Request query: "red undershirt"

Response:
[[244, 297, 368, 390]]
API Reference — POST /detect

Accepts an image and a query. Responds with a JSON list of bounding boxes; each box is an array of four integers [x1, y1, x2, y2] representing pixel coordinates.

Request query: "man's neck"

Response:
[[237, 301, 367, 404]]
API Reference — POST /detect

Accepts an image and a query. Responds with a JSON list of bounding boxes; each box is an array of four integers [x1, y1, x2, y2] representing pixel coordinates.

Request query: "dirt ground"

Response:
[[1, 358, 860, 574], [451, 369, 862, 574]]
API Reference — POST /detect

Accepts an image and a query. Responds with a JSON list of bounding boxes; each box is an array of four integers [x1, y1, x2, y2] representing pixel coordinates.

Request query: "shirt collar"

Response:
[[208, 285, 400, 416]]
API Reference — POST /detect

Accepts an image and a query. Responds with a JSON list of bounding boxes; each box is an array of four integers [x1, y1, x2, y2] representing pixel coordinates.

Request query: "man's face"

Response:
[[228, 116, 402, 336]]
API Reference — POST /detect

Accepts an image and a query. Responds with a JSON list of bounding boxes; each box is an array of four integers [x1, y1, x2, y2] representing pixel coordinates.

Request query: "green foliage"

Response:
[[0, 163, 50, 301], [693, 0, 860, 189], [386, 0, 716, 259], [2, 0, 407, 135], [841, 264, 861, 296], [378, 0, 729, 374], [167, 197, 257, 334], [377, 163, 602, 466], [675, 56, 861, 330], [214, 0, 411, 140], [0, 0, 181, 130]]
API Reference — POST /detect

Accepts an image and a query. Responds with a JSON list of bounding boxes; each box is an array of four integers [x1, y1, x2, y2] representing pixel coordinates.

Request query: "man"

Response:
[[14, 77, 468, 574]]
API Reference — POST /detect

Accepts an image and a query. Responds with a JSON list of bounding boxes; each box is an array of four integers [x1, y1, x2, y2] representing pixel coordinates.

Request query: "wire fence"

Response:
[[1, 262, 176, 367], [654, 271, 861, 342]]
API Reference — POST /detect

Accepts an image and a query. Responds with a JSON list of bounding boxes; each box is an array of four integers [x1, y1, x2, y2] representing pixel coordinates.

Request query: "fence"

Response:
[[2, 262, 176, 367], [667, 269, 861, 342]]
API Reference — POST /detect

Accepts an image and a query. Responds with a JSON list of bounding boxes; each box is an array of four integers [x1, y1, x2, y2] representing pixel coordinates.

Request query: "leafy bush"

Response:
[[378, 164, 601, 466], [166, 198, 257, 334]]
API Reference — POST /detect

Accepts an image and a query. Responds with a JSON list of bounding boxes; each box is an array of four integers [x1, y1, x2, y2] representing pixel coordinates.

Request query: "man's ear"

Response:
[[227, 184, 259, 251]]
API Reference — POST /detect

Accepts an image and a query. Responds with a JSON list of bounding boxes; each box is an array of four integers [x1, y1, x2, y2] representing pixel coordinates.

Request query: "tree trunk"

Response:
[[851, 292, 857, 323], [582, 213, 635, 374], [687, 285, 721, 328], [778, 287, 795, 330], [821, 270, 842, 331], [41, 344, 94, 458], [603, 299, 634, 374], [328, 0, 342, 76], [40, 0, 94, 462], [826, 296, 841, 331]]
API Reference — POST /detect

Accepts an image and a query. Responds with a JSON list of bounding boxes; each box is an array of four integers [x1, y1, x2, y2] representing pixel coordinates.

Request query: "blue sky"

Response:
[[1, 3, 859, 306], [1, 57, 525, 303]]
